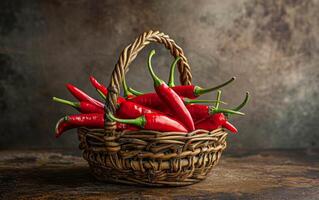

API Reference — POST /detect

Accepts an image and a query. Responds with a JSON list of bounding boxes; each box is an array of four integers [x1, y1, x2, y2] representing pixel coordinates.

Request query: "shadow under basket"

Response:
[[76, 30, 228, 186], [78, 127, 227, 187]]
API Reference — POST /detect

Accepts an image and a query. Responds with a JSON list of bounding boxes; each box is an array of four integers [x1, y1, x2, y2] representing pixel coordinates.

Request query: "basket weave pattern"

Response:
[[77, 30, 228, 186], [78, 128, 227, 186]]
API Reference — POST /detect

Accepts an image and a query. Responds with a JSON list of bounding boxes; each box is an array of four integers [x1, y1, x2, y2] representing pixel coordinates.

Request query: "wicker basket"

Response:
[[77, 30, 228, 186]]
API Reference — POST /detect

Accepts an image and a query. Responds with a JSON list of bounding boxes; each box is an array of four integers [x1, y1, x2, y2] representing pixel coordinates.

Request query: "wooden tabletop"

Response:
[[0, 149, 318, 200]]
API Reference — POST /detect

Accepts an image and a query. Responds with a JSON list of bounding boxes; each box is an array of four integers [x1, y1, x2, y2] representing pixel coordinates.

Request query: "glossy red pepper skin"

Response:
[[155, 83, 195, 131], [55, 114, 137, 137], [55, 118, 75, 138], [195, 113, 238, 133], [143, 113, 188, 132], [172, 85, 197, 99], [89, 76, 126, 103], [129, 93, 204, 115], [115, 123, 139, 131], [66, 83, 104, 108], [89, 76, 108, 96], [116, 101, 161, 119], [128, 93, 166, 110], [195, 113, 225, 130], [186, 104, 210, 122], [78, 102, 104, 114], [223, 121, 238, 133]]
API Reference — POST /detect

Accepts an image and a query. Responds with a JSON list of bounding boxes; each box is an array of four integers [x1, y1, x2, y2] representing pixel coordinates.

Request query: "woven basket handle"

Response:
[[104, 30, 192, 129]]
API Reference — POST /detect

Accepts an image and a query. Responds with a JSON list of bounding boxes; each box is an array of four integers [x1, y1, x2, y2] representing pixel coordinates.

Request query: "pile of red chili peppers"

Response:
[[53, 50, 249, 138]]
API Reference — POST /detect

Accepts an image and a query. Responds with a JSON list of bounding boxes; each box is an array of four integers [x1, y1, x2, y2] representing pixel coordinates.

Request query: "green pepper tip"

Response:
[[232, 92, 250, 111], [194, 77, 236, 96]]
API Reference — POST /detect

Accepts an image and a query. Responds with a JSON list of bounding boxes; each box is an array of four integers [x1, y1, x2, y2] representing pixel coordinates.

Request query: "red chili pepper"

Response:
[[116, 100, 162, 119], [128, 93, 166, 110], [66, 83, 104, 108], [195, 113, 238, 133], [53, 97, 104, 114], [55, 113, 137, 137], [195, 113, 225, 130], [115, 122, 139, 131], [147, 50, 195, 131], [90, 76, 126, 103], [89, 76, 108, 96], [167, 57, 236, 99], [92, 90, 164, 118], [129, 93, 220, 111], [194, 91, 248, 133], [187, 92, 249, 121], [223, 121, 238, 133], [107, 113, 188, 132], [171, 78, 235, 99], [187, 104, 244, 121]]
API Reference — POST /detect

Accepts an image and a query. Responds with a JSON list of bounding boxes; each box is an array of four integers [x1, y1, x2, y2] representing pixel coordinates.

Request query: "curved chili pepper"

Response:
[[188, 92, 248, 122], [107, 113, 188, 132], [195, 113, 237, 133], [66, 83, 104, 108], [89, 76, 108, 96], [223, 121, 238, 133], [78, 90, 163, 119], [147, 50, 194, 131], [53, 97, 104, 114], [55, 113, 137, 137], [171, 77, 235, 99], [128, 90, 224, 112], [130, 57, 235, 99], [116, 100, 163, 119], [195, 113, 225, 130], [167, 59, 235, 98], [194, 91, 244, 133], [96, 88, 125, 104], [90, 76, 126, 103]]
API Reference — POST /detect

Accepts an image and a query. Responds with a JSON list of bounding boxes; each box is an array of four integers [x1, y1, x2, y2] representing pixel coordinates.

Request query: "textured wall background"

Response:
[[0, 0, 318, 149]]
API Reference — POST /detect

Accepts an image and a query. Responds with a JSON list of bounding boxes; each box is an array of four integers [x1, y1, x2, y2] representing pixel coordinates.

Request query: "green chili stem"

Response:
[[215, 90, 222, 109], [194, 77, 236, 96], [107, 113, 145, 127], [122, 77, 133, 98], [210, 108, 245, 116], [184, 98, 227, 105], [128, 87, 143, 96], [96, 89, 106, 100], [233, 92, 250, 111], [52, 97, 79, 108], [168, 57, 181, 87], [147, 50, 164, 87]]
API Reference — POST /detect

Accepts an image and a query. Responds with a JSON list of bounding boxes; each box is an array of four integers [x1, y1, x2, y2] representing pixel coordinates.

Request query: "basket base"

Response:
[[89, 164, 207, 187], [78, 127, 228, 187]]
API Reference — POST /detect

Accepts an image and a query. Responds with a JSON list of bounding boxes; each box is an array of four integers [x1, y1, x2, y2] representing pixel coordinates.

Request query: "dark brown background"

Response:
[[0, 0, 318, 149]]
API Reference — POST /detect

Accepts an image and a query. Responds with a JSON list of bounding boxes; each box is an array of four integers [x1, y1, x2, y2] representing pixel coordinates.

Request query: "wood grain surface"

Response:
[[0, 149, 318, 199]]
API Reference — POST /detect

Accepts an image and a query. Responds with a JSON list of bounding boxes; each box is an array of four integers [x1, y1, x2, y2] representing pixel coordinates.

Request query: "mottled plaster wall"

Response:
[[0, 0, 318, 149]]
